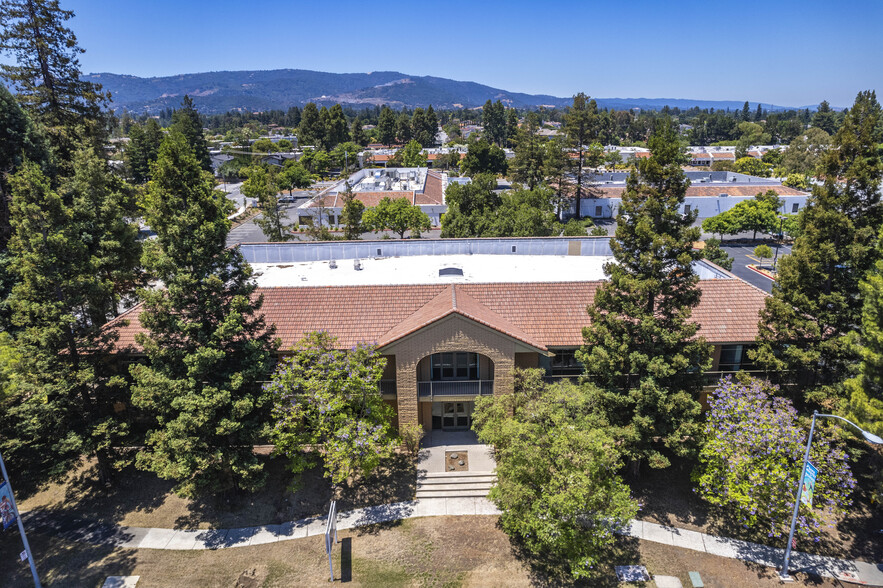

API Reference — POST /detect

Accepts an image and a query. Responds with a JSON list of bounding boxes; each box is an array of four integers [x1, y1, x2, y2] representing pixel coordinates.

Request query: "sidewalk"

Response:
[[26, 502, 883, 586]]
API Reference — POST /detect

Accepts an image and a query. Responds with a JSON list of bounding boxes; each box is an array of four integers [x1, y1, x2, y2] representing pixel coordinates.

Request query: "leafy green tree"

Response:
[[3, 144, 140, 486], [268, 331, 397, 487], [398, 139, 427, 167], [298, 102, 324, 147], [752, 91, 883, 404], [695, 377, 854, 544], [0, 0, 109, 161], [782, 173, 810, 190], [330, 141, 361, 174], [376, 106, 396, 147], [701, 238, 733, 270], [472, 370, 637, 579], [735, 121, 772, 159], [410, 107, 431, 147], [131, 130, 277, 497], [734, 156, 772, 177], [543, 138, 571, 216], [277, 160, 313, 195], [701, 211, 737, 240], [340, 184, 365, 241], [440, 174, 500, 238], [782, 128, 831, 176], [126, 119, 163, 184], [563, 93, 600, 219], [299, 147, 331, 177], [727, 195, 780, 239], [363, 196, 431, 239], [243, 165, 295, 242], [250, 138, 276, 153], [460, 138, 507, 177], [169, 96, 212, 171], [276, 139, 292, 151], [505, 108, 519, 148], [490, 187, 558, 237], [754, 244, 773, 269], [577, 119, 710, 472]]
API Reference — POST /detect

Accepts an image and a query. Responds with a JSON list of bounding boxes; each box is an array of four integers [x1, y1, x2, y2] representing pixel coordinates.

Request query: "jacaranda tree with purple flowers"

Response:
[[695, 377, 855, 543], [268, 331, 397, 487]]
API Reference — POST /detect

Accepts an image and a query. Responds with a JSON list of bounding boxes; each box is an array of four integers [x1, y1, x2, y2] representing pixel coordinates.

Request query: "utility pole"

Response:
[[0, 451, 41, 587]]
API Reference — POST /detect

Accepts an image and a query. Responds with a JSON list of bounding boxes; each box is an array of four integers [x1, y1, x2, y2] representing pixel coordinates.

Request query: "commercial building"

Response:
[[108, 237, 768, 432]]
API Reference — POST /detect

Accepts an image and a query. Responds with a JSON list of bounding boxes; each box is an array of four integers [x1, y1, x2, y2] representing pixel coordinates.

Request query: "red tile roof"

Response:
[[107, 279, 768, 354], [710, 152, 736, 159]]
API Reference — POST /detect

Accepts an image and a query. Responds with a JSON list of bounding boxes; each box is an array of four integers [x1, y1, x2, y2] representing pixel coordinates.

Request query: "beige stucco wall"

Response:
[[380, 314, 521, 429]]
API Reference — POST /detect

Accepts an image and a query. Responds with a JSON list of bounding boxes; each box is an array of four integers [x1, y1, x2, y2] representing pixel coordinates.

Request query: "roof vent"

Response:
[[329, 260, 337, 269], [439, 267, 464, 277], [354, 259, 362, 271]]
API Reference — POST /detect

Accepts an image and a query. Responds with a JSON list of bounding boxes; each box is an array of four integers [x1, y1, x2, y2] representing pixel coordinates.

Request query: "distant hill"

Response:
[[85, 69, 801, 114]]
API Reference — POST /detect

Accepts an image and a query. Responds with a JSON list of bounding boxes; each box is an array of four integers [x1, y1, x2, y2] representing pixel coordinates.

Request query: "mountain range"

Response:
[[84, 69, 805, 114]]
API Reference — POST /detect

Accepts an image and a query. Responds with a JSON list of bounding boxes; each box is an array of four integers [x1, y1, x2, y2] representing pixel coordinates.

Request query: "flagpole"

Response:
[[0, 451, 41, 587]]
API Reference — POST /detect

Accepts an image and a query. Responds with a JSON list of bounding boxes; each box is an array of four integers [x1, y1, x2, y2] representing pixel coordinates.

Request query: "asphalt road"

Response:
[[720, 243, 790, 293]]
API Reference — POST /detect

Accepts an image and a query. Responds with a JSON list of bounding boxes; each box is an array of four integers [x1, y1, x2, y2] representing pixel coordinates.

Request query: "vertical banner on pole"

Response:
[[801, 462, 818, 508], [0, 481, 18, 530], [325, 500, 338, 582]]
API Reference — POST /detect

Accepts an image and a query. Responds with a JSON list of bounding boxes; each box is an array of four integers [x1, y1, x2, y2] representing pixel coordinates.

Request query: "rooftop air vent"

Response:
[[354, 259, 362, 271], [329, 260, 337, 269], [439, 267, 464, 277]]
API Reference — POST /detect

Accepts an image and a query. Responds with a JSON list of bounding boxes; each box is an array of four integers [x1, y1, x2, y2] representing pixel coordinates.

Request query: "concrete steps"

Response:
[[416, 471, 496, 499]]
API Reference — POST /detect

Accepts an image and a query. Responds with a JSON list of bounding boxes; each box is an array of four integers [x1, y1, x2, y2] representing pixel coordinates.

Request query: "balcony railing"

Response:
[[380, 379, 397, 398], [417, 380, 494, 400]]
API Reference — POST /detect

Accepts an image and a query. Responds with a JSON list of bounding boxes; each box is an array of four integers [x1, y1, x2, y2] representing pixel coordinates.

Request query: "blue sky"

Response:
[[66, 0, 881, 108]]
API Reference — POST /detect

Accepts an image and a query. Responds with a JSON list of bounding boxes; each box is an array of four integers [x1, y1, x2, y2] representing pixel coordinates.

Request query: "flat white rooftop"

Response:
[[251, 254, 612, 287]]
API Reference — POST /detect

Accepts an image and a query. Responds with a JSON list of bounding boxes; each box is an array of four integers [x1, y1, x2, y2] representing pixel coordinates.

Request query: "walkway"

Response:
[[28, 501, 883, 586]]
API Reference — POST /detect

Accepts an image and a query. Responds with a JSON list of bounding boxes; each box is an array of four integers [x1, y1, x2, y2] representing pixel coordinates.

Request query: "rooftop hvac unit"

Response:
[[354, 259, 362, 271]]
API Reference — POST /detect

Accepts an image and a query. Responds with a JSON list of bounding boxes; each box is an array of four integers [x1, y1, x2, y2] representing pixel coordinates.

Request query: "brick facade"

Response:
[[380, 314, 524, 429]]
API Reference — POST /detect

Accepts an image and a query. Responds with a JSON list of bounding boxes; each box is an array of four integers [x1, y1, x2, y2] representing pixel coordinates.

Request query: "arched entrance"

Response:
[[416, 351, 494, 431]]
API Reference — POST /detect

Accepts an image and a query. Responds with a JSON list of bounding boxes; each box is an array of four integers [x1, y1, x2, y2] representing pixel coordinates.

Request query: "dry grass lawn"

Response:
[[0, 516, 846, 587]]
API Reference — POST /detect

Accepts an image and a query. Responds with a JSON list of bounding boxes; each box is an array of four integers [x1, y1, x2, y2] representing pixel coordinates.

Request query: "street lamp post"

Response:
[[779, 412, 883, 581], [772, 215, 785, 272]]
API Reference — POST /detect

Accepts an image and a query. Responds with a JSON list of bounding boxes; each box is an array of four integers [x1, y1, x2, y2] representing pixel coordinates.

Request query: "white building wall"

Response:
[[578, 195, 808, 219]]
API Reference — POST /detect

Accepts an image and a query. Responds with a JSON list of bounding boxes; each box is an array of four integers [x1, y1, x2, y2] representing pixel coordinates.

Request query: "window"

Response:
[[684, 204, 692, 215], [549, 349, 583, 375], [718, 344, 755, 372], [595, 205, 602, 217], [792, 203, 799, 213], [431, 352, 479, 380]]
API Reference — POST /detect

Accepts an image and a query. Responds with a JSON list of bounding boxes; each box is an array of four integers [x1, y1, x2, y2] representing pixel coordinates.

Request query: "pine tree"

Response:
[[3, 144, 141, 485], [843, 230, 883, 436], [411, 108, 430, 147], [0, 83, 51, 250], [505, 108, 519, 147], [298, 102, 324, 148], [350, 116, 367, 147], [131, 130, 277, 497], [325, 103, 348, 149], [126, 118, 163, 184], [508, 113, 545, 189], [424, 104, 439, 146], [169, 96, 211, 171], [396, 112, 412, 144], [752, 91, 883, 404], [0, 0, 109, 160], [377, 106, 396, 147], [578, 119, 710, 472], [563, 93, 600, 220]]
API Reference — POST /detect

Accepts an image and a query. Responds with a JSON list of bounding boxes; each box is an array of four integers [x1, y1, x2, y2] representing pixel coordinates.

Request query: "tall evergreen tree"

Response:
[[752, 91, 883, 404], [811, 100, 838, 135], [3, 144, 141, 485], [377, 105, 396, 147], [578, 119, 710, 472], [396, 111, 412, 144], [482, 100, 506, 146], [350, 116, 367, 147], [563, 93, 600, 220], [169, 96, 211, 171], [131, 131, 277, 497], [505, 108, 519, 148], [298, 102, 324, 148], [0, 0, 109, 160], [325, 103, 349, 149], [508, 112, 545, 189], [126, 118, 163, 184], [424, 104, 439, 146], [411, 107, 430, 147]]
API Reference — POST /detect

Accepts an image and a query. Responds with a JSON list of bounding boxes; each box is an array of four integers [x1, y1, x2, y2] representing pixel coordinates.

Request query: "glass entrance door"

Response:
[[441, 402, 471, 430]]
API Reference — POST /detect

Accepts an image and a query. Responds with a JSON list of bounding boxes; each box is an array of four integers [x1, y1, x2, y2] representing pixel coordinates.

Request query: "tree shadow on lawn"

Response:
[[0, 528, 137, 588], [504, 522, 645, 587]]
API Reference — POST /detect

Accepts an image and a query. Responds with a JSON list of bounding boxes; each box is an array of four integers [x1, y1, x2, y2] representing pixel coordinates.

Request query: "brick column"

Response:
[[396, 359, 419, 430]]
